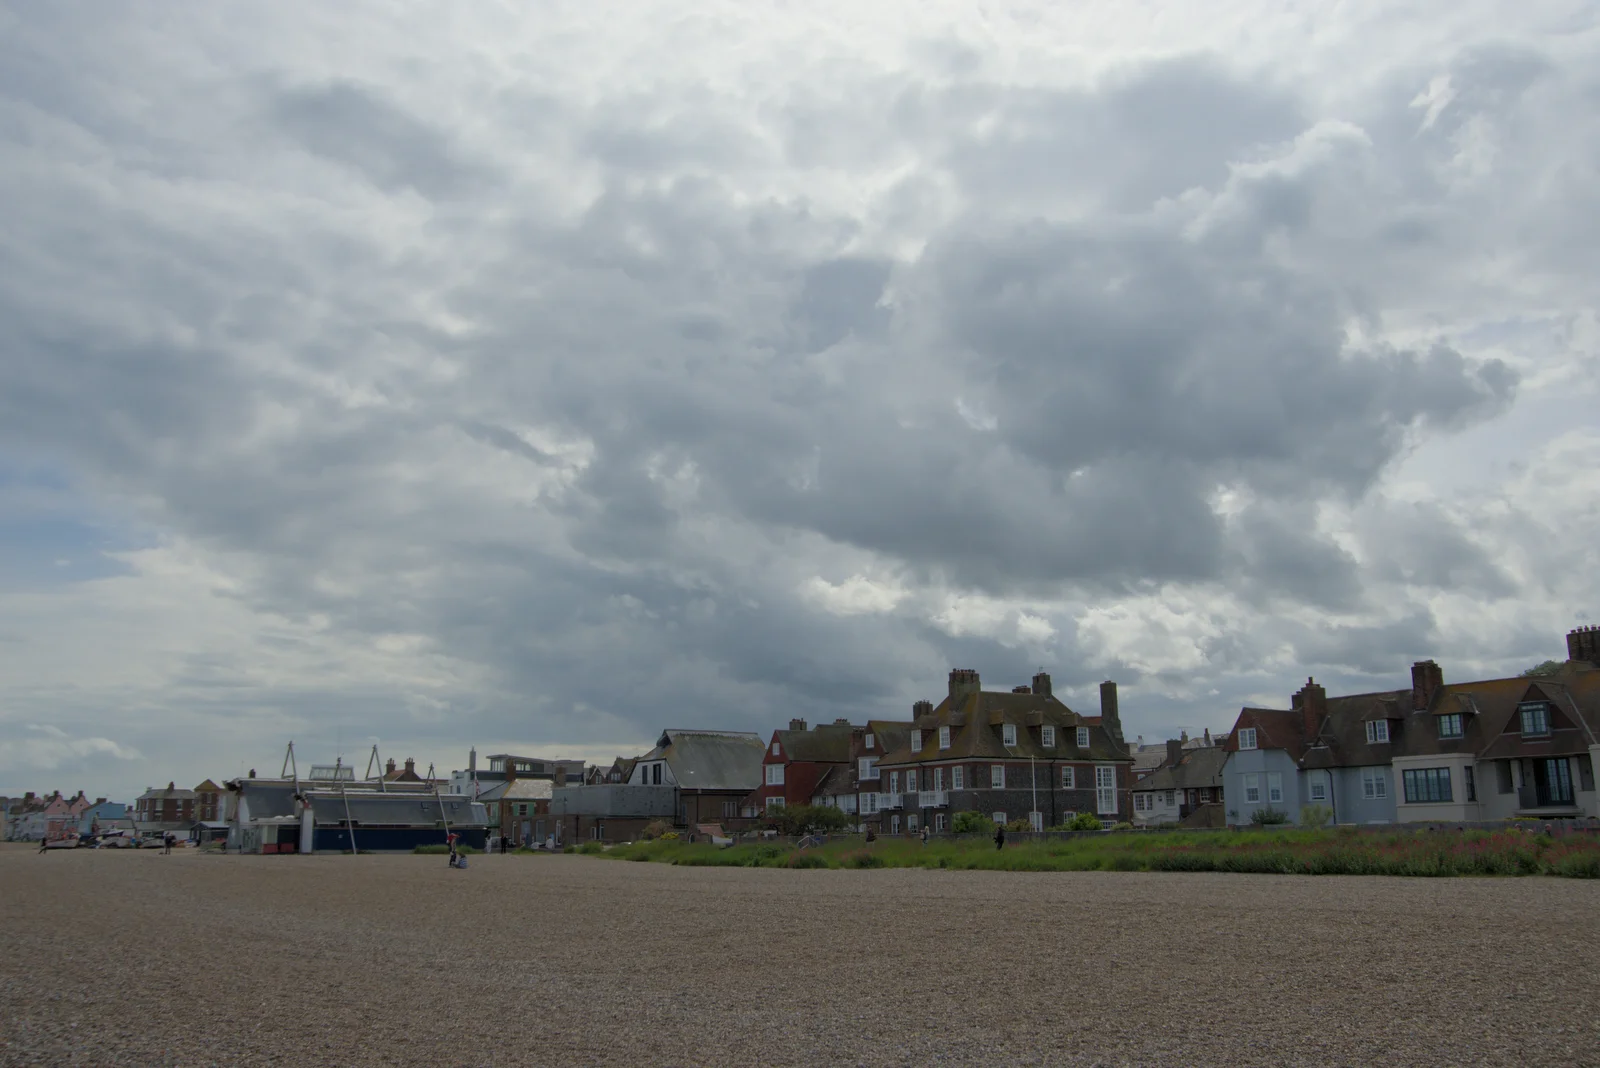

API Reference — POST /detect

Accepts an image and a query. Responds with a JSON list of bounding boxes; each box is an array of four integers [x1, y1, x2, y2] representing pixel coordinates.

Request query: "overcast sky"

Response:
[[2, 2, 1597, 802]]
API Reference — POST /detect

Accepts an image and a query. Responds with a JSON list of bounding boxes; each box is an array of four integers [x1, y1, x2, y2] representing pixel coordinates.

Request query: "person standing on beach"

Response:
[[920, 825, 929, 847]]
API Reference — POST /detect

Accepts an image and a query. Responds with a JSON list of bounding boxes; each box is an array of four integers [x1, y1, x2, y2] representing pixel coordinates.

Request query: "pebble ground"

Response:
[[3, 843, 1598, 1066]]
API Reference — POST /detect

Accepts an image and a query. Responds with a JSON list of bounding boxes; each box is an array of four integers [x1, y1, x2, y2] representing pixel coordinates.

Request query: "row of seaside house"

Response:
[[9, 624, 1599, 849]]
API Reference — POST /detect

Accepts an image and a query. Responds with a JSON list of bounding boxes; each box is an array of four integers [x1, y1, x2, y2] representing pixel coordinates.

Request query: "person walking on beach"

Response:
[[447, 832, 460, 868], [38, 835, 48, 854], [994, 823, 1006, 851], [163, 832, 174, 855]]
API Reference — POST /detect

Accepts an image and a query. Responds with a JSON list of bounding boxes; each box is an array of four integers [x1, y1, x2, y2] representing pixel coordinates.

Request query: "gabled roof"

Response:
[[1226, 709, 1311, 763], [772, 723, 855, 764], [1301, 691, 1410, 769], [193, 779, 223, 793], [1132, 747, 1227, 793], [643, 729, 767, 791]]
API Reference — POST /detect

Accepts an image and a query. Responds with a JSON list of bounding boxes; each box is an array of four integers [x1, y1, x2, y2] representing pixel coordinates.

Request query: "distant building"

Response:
[[876, 670, 1134, 832], [135, 782, 196, 827], [1131, 743, 1227, 826], [449, 749, 585, 797], [744, 719, 856, 817], [1221, 625, 1600, 826]]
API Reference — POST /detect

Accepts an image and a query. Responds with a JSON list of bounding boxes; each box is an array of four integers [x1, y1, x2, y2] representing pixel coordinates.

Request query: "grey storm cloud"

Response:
[[0, 4, 1594, 797]]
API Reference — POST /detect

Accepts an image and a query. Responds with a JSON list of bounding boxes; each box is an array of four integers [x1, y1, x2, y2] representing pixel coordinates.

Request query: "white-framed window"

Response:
[[864, 792, 878, 814], [1238, 728, 1257, 750], [765, 764, 784, 786], [864, 733, 875, 750], [1165, 790, 1176, 807], [771, 741, 780, 756], [992, 811, 1006, 825], [890, 771, 900, 793], [1361, 767, 1387, 799], [1061, 766, 1075, 790], [1437, 714, 1463, 739], [1366, 720, 1390, 744], [1520, 703, 1550, 737], [1134, 793, 1148, 812], [934, 813, 946, 831], [906, 769, 918, 793], [1002, 724, 1017, 746], [991, 765, 1005, 789], [1309, 779, 1326, 802], [1244, 774, 1260, 803], [1042, 726, 1056, 748], [952, 766, 965, 791], [1267, 773, 1282, 804], [911, 730, 923, 751], [858, 756, 878, 780], [1076, 726, 1090, 748], [891, 815, 900, 834], [908, 813, 918, 831], [933, 767, 944, 791], [938, 726, 951, 750], [765, 796, 784, 811], [1095, 766, 1117, 815]]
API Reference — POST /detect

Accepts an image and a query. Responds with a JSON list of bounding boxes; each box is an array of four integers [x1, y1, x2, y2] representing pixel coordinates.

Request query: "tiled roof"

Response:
[[1226, 709, 1311, 762], [1132, 747, 1227, 792], [774, 723, 855, 764], [878, 690, 1128, 766]]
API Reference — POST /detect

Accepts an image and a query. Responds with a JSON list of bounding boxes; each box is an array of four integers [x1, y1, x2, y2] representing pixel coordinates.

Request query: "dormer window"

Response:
[[1365, 720, 1390, 744], [1077, 726, 1090, 749], [1520, 703, 1550, 737], [1041, 726, 1056, 748], [864, 733, 874, 750], [1437, 714, 1463, 739], [938, 726, 951, 750], [1237, 728, 1257, 750], [1002, 724, 1017, 746], [911, 730, 923, 751]]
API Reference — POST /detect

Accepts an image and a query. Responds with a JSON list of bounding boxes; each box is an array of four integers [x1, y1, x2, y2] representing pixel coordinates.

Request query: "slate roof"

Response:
[[812, 765, 856, 798], [642, 729, 767, 791], [1132, 747, 1227, 793]]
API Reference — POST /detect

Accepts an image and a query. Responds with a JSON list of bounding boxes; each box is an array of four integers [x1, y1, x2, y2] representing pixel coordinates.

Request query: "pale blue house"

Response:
[[1223, 678, 1398, 826], [77, 799, 127, 833]]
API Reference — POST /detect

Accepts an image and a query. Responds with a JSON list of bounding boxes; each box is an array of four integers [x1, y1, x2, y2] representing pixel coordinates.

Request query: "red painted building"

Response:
[[743, 718, 856, 815]]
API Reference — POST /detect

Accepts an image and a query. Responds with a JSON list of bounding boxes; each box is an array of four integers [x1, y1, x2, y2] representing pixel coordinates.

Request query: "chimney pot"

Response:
[[1166, 738, 1183, 767], [789, 718, 808, 732], [1032, 671, 1053, 698], [1569, 625, 1600, 665], [386, 758, 396, 773], [248, 769, 256, 778]]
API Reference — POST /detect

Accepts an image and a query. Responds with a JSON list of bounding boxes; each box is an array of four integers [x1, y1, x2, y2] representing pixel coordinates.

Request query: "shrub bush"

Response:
[[1111, 821, 1134, 831], [1067, 813, 1105, 832], [1299, 804, 1333, 829], [1005, 818, 1033, 832], [786, 852, 828, 868], [1249, 808, 1290, 826], [578, 841, 605, 855], [640, 820, 672, 841], [951, 810, 994, 833], [841, 849, 885, 869]]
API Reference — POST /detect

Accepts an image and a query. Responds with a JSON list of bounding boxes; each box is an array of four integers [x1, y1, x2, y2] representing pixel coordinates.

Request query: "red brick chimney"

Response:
[[1294, 678, 1327, 739], [949, 669, 981, 701], [386, 758, 397, 775], [1411, 660, 1443, 711], [1569, 625, 1599, 665]]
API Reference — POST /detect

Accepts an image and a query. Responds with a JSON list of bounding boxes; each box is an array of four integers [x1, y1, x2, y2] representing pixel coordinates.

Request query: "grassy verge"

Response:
[[598, 828, 1600, 877]]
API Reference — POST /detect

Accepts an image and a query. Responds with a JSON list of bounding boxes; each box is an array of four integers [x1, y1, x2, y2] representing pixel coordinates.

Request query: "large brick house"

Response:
[[809, 720, 914, 830], [875, 669, 1134, 833], [745, 719, 856, 815], [1222, 625, 1600, 826], [135, 783, 196, 826]]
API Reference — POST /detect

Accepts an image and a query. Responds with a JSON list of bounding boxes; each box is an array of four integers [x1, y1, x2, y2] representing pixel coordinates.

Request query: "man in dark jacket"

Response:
[[994, 824, 1005, 851]]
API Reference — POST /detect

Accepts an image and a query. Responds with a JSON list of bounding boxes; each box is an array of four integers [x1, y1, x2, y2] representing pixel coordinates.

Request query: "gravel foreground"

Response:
[[3, 844, 1598, 1067]]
